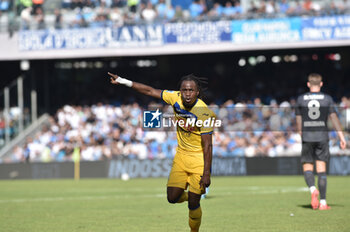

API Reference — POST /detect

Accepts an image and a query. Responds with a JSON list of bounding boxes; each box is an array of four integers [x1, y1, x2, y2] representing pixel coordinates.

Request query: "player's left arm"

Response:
[[295, 96, 302, 136], [329, 112, 347, 149], [200, 133, 213, 189], [296, 115, 302, 137]]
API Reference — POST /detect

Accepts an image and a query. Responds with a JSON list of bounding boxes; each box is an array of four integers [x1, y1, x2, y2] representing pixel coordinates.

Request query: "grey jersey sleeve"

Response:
[[327, 95, 336, 114], [295, 96, 302, 116]]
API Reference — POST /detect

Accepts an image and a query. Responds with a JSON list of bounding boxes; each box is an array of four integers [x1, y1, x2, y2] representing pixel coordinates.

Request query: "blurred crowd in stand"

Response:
[[0, 0, 350, 32], [3, 96, 350, 163]]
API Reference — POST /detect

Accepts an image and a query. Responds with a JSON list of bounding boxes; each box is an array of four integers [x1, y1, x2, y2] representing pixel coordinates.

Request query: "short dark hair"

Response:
[[178, 74, 208, 99], [308, 73, 322, 86]]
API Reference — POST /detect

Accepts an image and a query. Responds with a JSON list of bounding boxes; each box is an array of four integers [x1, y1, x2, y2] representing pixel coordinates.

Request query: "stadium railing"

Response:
[[0, 75, 42, 157], [0, 113, 50, 160]]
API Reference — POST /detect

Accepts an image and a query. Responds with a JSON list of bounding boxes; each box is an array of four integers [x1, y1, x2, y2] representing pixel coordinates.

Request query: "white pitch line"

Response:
[[0, 186, 308, 204], [214, 186, 308, 192], [247, 187, 309, 195], [210, 187, 308, 197], [0, 193, 166, 204]]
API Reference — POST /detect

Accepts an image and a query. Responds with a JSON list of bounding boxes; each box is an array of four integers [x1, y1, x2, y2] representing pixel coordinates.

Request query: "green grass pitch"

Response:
[[1, 176, 349, 232]]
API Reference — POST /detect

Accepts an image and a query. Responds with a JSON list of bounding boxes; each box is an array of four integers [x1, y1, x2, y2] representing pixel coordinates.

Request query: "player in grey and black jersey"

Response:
[[296, 73, 346, 210]]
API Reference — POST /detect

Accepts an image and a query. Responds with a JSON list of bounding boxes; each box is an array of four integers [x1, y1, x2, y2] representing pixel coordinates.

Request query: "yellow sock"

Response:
[[189, 206, 202, 232], [177, 191, 188, 203]]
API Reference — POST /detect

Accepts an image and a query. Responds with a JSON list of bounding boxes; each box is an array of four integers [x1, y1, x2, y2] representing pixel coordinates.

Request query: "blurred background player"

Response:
[[295, 73, 347, 210], [108, 72, 215, 232]]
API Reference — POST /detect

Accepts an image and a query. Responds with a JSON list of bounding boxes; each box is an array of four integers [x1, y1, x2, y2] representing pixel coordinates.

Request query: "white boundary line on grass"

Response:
[[0, 186, 309, 204], [0, 194, 166, 204]]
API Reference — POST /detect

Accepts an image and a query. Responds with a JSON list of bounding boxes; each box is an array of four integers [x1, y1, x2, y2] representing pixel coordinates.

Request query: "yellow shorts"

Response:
[[167, 149, 205, 195]]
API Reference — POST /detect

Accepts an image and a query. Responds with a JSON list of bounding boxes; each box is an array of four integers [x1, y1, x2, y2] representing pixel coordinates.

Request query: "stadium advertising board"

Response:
[[10, 15, 350, 58], [329, 156, 350, 175], [231, 18, 301, 44], [164, 21, 231, 44], [301, 16, 350, 40], [19, 21, 231, 51], [19, 25, 164, 51], [108, 157, 246, 178], [211, 157, 247, 176], [1, 156, 348, 179], [108, 25, 163, 47], [19, 28, 109, 50], [108, 159, 172, 178]]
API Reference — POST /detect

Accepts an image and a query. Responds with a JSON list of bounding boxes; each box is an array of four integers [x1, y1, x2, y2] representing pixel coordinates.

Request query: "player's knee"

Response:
[[188, 202, 200, 210], [188, 192, 201, 209], [167, 195, 178, 204], [188, 198, 200, 210]]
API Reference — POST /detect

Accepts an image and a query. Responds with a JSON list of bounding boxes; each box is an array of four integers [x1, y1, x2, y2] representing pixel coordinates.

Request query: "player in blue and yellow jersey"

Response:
[[108, 72, 215, 232]]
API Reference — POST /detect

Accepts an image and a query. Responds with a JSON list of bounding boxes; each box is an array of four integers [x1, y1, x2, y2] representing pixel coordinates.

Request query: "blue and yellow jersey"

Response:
[[161, 90, 216, 153]]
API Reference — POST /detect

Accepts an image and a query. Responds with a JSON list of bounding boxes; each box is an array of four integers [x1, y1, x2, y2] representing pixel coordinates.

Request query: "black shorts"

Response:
[[301, 141, 330, 163]]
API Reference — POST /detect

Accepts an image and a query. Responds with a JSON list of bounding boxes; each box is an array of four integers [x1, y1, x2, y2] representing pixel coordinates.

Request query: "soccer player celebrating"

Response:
[[108, 72, 215, 231], [296, 73, 347, 210]]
